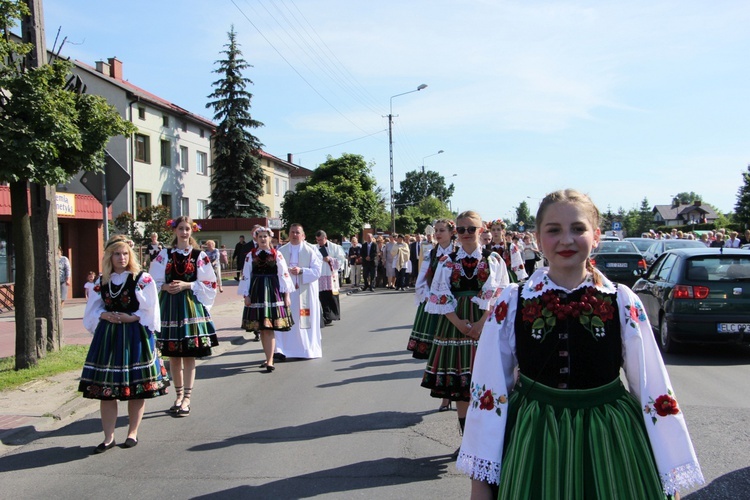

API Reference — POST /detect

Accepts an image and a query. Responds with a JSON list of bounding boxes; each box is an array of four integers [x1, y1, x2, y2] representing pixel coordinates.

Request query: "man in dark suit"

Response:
[[234, 235, 247, 281], [408, 234, 423, 287], [361, 233, 378, 291]]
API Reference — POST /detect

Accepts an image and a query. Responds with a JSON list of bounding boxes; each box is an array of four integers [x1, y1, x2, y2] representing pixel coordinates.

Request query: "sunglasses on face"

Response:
[[456, 226, 479, 234]]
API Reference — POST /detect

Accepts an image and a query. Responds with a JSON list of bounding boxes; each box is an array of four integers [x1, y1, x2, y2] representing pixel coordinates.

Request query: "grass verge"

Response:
[[0, 345, 88, 392]]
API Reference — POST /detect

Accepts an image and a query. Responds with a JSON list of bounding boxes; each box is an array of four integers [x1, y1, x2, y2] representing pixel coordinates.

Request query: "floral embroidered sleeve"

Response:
[[471, 252, 510, 310], [457, 284, 520, 484], [424, 257, 457, 314], [618, 286, 704, 494], [82, 278, 105, 333], [148, 248, 168, 290], [191, 251, 217, 310], [133, 272, 161, 333], [276, 252, 295, 294], [238, 254, 253, 297], [413, 252, 433, 305]]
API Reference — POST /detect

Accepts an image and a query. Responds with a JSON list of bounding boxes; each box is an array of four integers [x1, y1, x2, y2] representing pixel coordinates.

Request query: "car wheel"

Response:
[[659, 316, 679, 354]]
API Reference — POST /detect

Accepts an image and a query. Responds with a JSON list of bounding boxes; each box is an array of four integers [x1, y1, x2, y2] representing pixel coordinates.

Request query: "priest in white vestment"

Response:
[[276, 224, 323, 359], [314, 230, 346, 325]]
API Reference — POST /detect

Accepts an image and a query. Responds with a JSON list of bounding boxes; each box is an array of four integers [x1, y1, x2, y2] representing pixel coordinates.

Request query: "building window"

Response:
[[138, 107, 146, 120], [161, 194, 172, 216], [162, 114, 169, 127], [180, 197, 189, 216], [196, 151, 207, 175], [197, 199, 208, 219], [275, 178, 280, 196], [179, 146, 188, 171], [160, 140, 171, 167], [136, 192, 151, 214], [282, 179, 288, 195], [181, 120, 188, 132], [135, 134, 150, 163], [265, 175, 271, 194], [199, 128, 205, 138]]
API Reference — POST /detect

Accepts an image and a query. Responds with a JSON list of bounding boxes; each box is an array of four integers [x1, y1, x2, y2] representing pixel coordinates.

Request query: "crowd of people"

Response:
[[76, 190, 710, 498]]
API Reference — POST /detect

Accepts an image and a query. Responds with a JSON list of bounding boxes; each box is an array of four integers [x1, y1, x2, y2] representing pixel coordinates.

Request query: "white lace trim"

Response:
[[456, 452, 501, 484], [660, 462, 705, 495]]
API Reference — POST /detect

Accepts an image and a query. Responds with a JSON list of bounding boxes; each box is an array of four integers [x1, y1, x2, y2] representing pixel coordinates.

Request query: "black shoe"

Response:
[[93, 441, 116, 454], [253, 333, 260, 342], [177, 405, 190, 417], [266, 364, 276, 372], [123, 437, 138, 449], [273, 352, 286, 361]]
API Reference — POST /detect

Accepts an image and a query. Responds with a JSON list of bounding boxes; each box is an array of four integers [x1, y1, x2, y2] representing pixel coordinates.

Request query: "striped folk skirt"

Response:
[[157, 289, 218, 357], [79, 321, 169, 400], [498, 374, 668, 499], [420, 292, 480, 401], [406, 301, 441, 359], [241, 275, 294, 332]]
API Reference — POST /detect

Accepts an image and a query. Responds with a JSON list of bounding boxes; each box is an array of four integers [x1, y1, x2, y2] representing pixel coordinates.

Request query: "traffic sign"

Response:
[[612, 221, 622, 231], [80, 151, 130, 207]]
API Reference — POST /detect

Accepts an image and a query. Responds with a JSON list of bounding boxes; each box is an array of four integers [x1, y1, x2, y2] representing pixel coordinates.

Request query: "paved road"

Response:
[[1, 287, 749, 498]]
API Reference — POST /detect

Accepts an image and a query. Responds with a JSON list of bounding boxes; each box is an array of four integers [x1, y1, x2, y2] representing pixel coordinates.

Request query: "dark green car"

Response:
[[632, 248, 750, 353]]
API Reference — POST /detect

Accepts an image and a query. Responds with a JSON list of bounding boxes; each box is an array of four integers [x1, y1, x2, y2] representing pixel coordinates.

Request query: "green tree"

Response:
[[138, 205, 173, 245], [636, 197, 652, 236], [206, 26, 266, 218], [397, 196, 453, 234], [734, 165, 750, 230], [513, 201, 534, 231], [1, 1, 136, 369], [673, 191, 702, 204], [393, 170, 455, 214], [113, 211, 142, 242], [282, 154, 382, 238]]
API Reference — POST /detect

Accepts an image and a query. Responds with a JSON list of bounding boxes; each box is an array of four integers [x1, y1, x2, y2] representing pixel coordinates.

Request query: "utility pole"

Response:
[[24, 0, 63, 355]]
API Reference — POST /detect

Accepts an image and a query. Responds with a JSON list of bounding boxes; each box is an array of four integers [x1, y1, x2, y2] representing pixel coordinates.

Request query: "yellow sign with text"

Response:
[[56, 193, 76, 216]]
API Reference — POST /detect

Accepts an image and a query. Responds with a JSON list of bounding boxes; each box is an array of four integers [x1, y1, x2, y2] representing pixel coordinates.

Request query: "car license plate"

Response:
[[606, 263, 628, 268], [717, 323, 750, 333]]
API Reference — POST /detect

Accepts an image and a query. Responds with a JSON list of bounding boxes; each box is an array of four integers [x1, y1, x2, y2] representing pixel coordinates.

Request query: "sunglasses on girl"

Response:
[[456, 226, 479, 234]]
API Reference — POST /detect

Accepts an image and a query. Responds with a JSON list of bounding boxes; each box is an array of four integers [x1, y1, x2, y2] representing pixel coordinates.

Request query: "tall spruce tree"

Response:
[[206, 26, 266, 218], [735, 164, 750, 229]]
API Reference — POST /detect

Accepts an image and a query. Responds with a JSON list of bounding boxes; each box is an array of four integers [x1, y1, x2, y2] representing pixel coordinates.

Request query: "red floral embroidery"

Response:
[[494, 301, 509, 322], [534, 282, 544, 291], [654, 394, 680, 417], [523, 286, 614, 341], [522, 300, 542, 323], [479, 390, 495, 410]]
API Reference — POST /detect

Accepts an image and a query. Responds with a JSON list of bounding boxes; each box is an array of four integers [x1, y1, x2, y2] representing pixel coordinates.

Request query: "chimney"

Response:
[[95, 60, 110, 75], [107, 57, 123, 80], [693, 200, 701, 207], [287, 153, 294, 164]]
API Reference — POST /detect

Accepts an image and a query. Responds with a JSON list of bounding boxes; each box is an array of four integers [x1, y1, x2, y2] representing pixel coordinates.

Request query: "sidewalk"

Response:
[[0, 280, 362, 455]]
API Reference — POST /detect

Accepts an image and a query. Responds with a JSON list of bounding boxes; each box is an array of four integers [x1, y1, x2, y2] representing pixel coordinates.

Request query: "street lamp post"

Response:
[[389, 83, 427, 233], [420, 149, 444, 197]]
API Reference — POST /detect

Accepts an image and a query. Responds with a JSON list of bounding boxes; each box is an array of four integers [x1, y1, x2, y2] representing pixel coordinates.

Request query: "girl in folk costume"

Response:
[[238, 226, 295, 372], [80, 235, 168, 453], [487, 219, 526, 281], [505, 231, 528, 280], [459, 190, 703, 499], [422, 211, 510, 456], [407, 219, 457, 412], [149, 216, 218, 417]]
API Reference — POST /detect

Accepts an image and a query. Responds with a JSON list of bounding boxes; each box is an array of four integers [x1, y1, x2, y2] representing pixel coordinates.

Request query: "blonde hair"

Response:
[[536, 189, 603, 285], [456, 210, 482, 226], [102, 235, 141, 283]]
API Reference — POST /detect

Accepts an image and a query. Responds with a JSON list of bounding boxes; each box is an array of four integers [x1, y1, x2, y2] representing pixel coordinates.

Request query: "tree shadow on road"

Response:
[[317, 368, 425, 388], [332, 350, 411, 362], [188, 410, 431, 452], [191, 454, 455, 499], [334, 357, 424, 372]]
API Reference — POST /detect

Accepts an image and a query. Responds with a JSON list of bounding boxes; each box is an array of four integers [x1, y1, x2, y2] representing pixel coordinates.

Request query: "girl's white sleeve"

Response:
[[148, 249, 168, 290], [618, 286, 704, 495], [238, 254, 253, 297], [132, 272, 161, 333], [82, 279, 105, 333], [472, 252, 510, 310], [413, 255, 432, 305], [457, 284, 519, 484], [276, 252, 295, 293], [424, 257, 456, 314], [191, 251, 217, 310]]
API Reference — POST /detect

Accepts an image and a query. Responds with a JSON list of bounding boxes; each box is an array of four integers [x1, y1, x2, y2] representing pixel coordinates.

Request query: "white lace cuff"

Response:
[[456, 451, 501, 484], [660, 462, 705, 495]]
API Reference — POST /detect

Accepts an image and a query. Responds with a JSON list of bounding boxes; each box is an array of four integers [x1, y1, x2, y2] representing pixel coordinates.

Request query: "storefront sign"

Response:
[[56, 193, 76, 216]]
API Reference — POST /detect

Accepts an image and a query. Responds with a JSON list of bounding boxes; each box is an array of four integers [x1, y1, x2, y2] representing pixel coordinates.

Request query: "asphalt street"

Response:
[[1, 286, 750, 498]]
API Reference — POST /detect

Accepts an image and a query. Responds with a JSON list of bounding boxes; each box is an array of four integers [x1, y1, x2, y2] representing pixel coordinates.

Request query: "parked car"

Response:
[[632, 248, 750, 353], [601, 235, 620, 241], [590, 241, 648, 287], [623, 237, 655, 255], [642, 239, 706, 266]]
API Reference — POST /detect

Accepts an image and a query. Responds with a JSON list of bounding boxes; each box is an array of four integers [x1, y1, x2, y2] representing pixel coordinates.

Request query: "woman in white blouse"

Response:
[[80, 235, 167, 453]]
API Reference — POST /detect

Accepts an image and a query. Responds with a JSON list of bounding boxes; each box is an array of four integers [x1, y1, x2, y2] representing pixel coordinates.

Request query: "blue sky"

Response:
[[43, 0, 750, 223]]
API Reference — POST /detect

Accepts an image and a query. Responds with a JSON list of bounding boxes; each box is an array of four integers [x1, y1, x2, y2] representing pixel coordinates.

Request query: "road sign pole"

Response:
[[102, 169, 108, 241]]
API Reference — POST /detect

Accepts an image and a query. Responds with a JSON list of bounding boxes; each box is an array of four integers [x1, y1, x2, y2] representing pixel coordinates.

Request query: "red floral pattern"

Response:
[[522, 286, 615, 341], [494, 300, 509, 323], [470, 382, 507, 417], [644, 390, 680, 424]]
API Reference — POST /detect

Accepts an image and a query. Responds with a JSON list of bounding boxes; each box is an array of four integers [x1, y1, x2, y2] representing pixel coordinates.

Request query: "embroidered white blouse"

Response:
[[413, 244, 453, 305], [82, 271, 161, 334], [148, 247, 217, 311], [237, 249, 295, 296], [457, 268, 705, 495], [424, 246, 510, 314]]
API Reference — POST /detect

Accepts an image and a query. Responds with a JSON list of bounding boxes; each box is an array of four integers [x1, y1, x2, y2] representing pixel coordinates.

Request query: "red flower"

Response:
[[495, 301, 509, 322], [595, 301, 615, 322], [534, 282, 544, 291], [93, 285, 101, 293], [479, 390, 495, 410], [123, 387, 131, 397], [417, 343, 428, 353], [522, 301, 543, 323], [654, 394, 680, 417]]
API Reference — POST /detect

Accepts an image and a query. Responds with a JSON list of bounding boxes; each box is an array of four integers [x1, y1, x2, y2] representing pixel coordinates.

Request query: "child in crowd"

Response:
[[84, 271, 97, 299]]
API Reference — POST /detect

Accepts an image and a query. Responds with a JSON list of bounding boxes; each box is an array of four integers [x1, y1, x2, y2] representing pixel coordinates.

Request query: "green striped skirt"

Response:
[[157, 289, 218, 357], [241, 274, 294, 332], [498, 374, 668, 499], [406, 301, 441, 359], [420, 291, 480, 401]]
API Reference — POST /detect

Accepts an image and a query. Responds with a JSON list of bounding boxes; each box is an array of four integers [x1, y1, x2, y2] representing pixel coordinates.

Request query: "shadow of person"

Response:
[[684, 466, 750, 499], [0, 446, 90, 472]]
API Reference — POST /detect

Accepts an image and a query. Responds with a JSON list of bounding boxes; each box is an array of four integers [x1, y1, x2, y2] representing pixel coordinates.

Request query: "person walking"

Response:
[[205, 240, 224, 293], [79, 235, 168, 453], [238, 226, 294, 372], [459, 189, 703, 499], [421, 211, 510, 459], [361, 233, 378, 291], [348, 236, 363, 288], [58, 246, 71, 307], [391, 234, 410, 291], [149, 216, 218, 417]]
